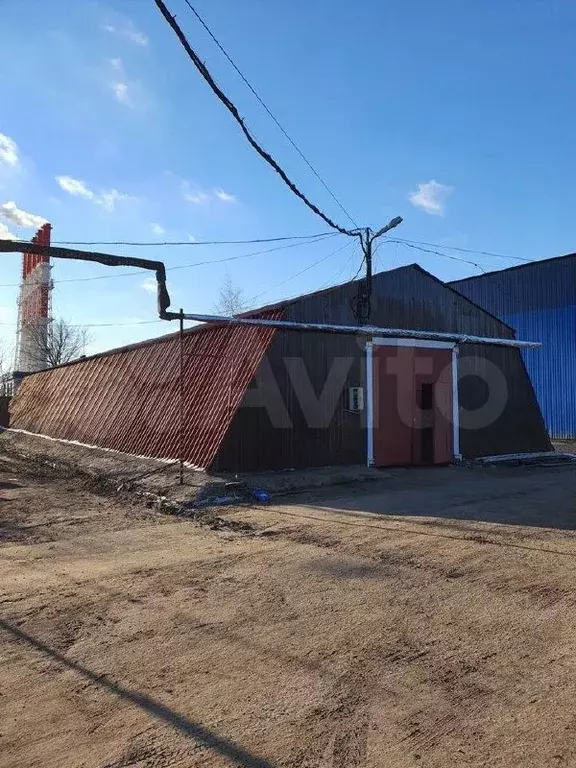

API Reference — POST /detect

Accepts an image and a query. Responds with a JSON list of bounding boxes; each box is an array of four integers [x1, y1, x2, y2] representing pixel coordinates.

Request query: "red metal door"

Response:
[[372, 345, 453, 467], [412, 347, 453, 465], [372, 345, 415, 466]]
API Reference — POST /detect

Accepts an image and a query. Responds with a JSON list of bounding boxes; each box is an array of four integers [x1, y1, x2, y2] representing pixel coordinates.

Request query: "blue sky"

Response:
[[1, 0, 575, 356]]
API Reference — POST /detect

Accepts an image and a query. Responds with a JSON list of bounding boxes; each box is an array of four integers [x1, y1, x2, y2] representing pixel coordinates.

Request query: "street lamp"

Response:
[[373, 216, 403, 239], [355, 215, 404, 322]]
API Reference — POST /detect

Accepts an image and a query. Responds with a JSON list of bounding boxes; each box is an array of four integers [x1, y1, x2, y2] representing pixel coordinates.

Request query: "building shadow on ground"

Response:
[[278, 464, 576, 531]]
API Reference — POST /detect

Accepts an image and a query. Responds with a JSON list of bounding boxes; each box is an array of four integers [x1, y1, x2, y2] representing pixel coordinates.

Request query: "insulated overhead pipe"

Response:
[[164, 311, 541, 349], [0, 241, 541, 349], [0, 241, 171, 320]]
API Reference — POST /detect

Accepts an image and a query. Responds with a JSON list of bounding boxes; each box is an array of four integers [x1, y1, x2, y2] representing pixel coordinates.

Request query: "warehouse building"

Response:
[[9, 264, 550, 471], [451, 253, 576, 439]]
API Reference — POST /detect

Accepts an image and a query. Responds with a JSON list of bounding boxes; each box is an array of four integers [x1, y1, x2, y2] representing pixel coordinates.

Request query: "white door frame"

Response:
[[366, 338, 461, 466]]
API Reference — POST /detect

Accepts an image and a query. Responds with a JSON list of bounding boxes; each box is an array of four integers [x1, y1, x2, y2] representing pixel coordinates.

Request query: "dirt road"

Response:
[[1, 454, 576, 767]]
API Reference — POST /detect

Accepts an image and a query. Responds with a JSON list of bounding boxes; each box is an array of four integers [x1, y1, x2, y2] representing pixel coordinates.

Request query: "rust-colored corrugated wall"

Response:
[[10, 317, 278, 468]]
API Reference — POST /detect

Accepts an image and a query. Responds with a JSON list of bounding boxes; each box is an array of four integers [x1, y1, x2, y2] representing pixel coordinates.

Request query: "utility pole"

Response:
[[355, 217, 403, 323], [363, 227, 373, 295], [178, 308, 184, 486]]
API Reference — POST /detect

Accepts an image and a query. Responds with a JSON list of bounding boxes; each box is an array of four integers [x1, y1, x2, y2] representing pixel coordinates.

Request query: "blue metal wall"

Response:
[[451, 254, 576, 438]]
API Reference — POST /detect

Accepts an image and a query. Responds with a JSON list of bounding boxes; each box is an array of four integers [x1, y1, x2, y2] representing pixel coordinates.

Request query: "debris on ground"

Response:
[[475, 451, 576, 467], [188, 480, 271, 508]]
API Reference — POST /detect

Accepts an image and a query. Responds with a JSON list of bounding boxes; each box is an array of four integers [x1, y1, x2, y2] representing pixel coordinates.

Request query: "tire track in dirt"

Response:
[[104, 729, 201, 768], [287, 640, 433, 768], [288, 662, 372, 768]]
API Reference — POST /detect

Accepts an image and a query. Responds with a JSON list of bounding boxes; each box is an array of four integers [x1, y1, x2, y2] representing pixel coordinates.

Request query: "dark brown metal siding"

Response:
[[286, 264, 514, 338], [215, 267, 548, 471], [458, 345, 551, 457], [10, 317, 279, 468], [213, 330, 366, 471], [216, 340, 550, 471]]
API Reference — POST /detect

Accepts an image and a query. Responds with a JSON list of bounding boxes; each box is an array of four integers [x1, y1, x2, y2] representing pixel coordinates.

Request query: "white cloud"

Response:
[[185, 191, 209, 204], [182, 182, 210, 205], [97, 189, 130, 212], [125, 26, 148, 47], [56, 175, 94, 200], [111, 81, 132, 106], [55, 176, 133, 213], [103, 20, 148, 47], [0, 222, 17, 239], [214, 188, 236, 203], [140, 277, 173, 296], [182, 181, 237, 206], [0, 133, 18, 167], [0, 201, 47, 229], [151, 223, 165, 235], [140, 277, 157, 293], [408, 180, 453, 217], [105, 58, 140, 108]]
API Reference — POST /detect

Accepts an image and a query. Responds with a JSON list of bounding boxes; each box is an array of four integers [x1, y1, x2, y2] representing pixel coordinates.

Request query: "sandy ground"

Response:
[[0, 430, 382, 500], [2, 455, 576, 767], [553, 439, 576, 456]]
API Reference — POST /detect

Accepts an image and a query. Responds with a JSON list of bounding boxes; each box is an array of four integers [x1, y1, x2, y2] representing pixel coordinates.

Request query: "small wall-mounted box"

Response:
[[348, 386, 364, 412]]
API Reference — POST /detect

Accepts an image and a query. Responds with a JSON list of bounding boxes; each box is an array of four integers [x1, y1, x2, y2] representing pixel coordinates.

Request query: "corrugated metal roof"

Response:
[[451, 256, 576, 438], [285, 264, 514, 338], [450, 251, 576, 285], [10, 311, 281, 468], [249, 263, 515, 333]]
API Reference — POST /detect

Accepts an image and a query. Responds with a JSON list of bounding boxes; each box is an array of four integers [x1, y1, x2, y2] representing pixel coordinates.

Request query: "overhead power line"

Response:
[[153, 0, 357, 237], [349, 259, 366, 284], [0, 318, 165, 329], [166, 236, 335, 273], [15, 233, 530, 264], [49, 232, 333, 247], [247, 239, 355, 305], [181, 0, 358, 229], [0, 235, 338, 288], [388, 237, 532, 264], [316, 243, 362, 291], [391, 240, 486, 273], [80, 320, 162, 328], [349, 245, 367, 283]]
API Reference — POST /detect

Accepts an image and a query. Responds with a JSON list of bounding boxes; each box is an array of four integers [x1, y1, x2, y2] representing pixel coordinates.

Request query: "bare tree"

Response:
[[0, 341, 8, 377], [0, 339, 16, 374], [25, 318, 90, 369], [0, 340, 15, 396], [214, 273, 246, 316]]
